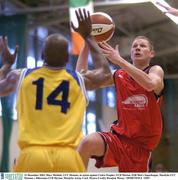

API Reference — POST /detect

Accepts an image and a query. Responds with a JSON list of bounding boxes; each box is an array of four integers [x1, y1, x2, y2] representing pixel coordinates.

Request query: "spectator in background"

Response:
[[154, 163, 168, 172], [157, 2, 178, 16]]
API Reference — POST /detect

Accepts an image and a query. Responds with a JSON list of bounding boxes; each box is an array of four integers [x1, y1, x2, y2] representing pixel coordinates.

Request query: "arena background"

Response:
[[0, 0, 178, 172]]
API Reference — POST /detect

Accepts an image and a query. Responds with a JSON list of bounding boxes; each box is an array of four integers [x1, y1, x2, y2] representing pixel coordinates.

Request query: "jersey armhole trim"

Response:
[[16, 68, 28, 99], [77, 72, 89, 106]]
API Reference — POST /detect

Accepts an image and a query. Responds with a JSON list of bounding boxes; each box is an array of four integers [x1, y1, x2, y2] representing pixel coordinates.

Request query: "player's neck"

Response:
[[133, 62, 150, 70], [43, 63, 65, 70]]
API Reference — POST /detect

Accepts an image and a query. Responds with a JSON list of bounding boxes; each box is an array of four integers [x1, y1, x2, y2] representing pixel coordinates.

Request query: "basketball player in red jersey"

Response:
[[77, 36, 164, 172]]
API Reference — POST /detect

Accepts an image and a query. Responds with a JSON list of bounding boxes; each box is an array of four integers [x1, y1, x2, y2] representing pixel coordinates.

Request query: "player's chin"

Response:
[[133, 56, 144, 60]]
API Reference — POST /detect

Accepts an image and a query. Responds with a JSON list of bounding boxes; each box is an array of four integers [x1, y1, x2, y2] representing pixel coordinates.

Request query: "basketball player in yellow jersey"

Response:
[[0, 9, 111, 172]]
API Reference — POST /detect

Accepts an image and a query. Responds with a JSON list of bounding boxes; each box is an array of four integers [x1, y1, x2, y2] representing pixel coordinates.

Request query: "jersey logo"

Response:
[[122, 94, 148, 109], [118, 74, 123, 79]]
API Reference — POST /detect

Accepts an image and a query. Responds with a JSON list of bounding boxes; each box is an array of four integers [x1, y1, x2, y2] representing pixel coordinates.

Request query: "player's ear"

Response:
[[150, 50, 155, 58]]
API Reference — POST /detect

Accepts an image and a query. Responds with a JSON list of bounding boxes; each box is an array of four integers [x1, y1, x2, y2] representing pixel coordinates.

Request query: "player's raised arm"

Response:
[[76, 41, 89, 73], [0, 36, 20, 96], [0, 36, 19, 78], [71, 8, 113, 90]]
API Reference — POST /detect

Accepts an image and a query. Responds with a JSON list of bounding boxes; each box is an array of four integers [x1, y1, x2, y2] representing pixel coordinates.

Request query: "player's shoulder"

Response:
[[149, 65, 164, 74], [150, 65, 163, 70]]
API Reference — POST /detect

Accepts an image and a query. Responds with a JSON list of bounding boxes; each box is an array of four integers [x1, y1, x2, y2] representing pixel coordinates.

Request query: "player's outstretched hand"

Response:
[[99, 42, 122, 65], [71, 8, 92, 39], [0, 36, 19, 66]]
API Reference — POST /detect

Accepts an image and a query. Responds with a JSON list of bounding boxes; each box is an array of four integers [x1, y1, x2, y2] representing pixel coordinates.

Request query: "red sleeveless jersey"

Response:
[[112, 68, 163, 150]]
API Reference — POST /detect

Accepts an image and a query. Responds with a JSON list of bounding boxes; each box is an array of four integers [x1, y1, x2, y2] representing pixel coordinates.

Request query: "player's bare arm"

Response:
[[76, 42, 89, 72], [114, 60, 164, 94], [0, 36, 19, 79], [76, 39, 114, 89], [0, 35, 20, 96], [148, 65, 164, 95], [0, 69, 21, 96], [71, 8, 112, 90], [80, 68, 114, 90]]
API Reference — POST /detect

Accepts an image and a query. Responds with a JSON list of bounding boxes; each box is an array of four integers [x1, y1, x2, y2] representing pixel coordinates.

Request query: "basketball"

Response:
[[90, 12, 115, 43]]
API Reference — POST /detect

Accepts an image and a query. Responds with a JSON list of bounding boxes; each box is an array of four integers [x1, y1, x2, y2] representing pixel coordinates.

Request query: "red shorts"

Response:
[[92, 131, 151, 172]]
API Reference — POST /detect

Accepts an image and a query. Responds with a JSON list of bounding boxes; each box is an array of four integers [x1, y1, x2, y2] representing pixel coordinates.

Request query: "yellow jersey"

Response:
[[16, 66, 88, 149]]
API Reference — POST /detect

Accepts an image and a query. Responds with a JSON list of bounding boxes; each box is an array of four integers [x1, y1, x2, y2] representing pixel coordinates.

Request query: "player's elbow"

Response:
[[99, 68, 112, 82], [144, 80, 162, 92], [101, 65, 112, 75], [87, 72, 112, 90], [144, 85, 155, 92]]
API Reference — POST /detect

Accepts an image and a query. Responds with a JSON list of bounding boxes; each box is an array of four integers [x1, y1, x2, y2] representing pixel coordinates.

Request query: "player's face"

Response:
[[130, 38, 154, 63]]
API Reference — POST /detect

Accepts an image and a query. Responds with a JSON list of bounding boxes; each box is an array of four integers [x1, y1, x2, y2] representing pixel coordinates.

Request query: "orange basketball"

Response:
[[90, 12, 115, 42]]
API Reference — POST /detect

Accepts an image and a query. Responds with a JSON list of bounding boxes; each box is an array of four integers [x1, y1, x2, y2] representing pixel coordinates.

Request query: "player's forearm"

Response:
[[117, 57, 157, 91], [0, 70, 20, 96], [85, 36, 111, 74], [0, 64, 11, 80], [84, 36, 112, 88], [76, 42, 89, 72]]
